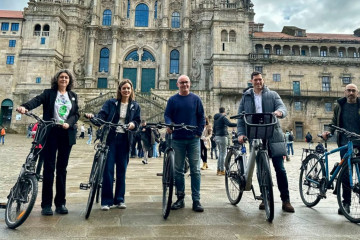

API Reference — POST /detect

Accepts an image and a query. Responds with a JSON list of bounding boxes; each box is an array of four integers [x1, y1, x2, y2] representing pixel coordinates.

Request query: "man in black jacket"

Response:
[[213, 107, 237, 175]]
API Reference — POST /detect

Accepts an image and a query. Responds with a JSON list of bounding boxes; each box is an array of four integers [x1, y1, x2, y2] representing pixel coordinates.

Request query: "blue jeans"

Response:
[[287, 143, 294, 155], [87, 134, 92, 144], [271, 156, 290, 202], [172, 138, 201, 201], [101, 133, 129, 206], [0, 135, 4, 144], [153, 142, 159, 158], [215, 136, 228, 171]]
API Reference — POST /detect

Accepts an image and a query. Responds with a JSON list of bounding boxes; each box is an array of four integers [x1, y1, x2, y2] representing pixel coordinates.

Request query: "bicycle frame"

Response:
[[243, 139, 263, 191]]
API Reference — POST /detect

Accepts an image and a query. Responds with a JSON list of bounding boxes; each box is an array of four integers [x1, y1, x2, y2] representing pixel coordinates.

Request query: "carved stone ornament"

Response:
[[191, 59, 201, 81], [170, 0, 182, 10], [73, 56, 85, 77]]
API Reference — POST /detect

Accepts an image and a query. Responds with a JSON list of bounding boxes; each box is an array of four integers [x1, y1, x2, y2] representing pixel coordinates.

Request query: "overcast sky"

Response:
[[2, 0, 359, 34]]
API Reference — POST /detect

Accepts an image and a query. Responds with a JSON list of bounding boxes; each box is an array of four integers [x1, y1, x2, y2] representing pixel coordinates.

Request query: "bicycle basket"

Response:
[[244, 113, 277, 140]]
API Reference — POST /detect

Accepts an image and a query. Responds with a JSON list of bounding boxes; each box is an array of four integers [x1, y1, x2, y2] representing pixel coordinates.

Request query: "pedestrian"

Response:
[[140, 120, 152, 164], [285, 130, 294, 157], [152, 127, 160, 158], [305, 131, 313, 148], [135, 128, 144, 158], [213, 107, 237, 175], [0, 126, 6, 145], [16, 69, 80, 216], [87, 125, 93, 145], [80, 124, 85, 139], [237, 71, 295, 213], [200, 117, 212, 170], [158, 137, 167, 157], [26, 123, 34, 138], [164, 74, 205, 212], [85, 79, 141, 211], [210, 133, 218, 159], [322, 83, 360, 215]]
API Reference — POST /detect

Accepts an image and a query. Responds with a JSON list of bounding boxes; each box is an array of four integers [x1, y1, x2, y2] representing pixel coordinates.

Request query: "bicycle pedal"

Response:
[[79, 183, 90, 190]]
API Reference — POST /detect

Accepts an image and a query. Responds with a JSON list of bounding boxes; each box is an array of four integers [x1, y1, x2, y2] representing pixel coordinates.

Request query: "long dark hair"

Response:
[[117, 79, 135, 102], [50, 69, 75, 91]]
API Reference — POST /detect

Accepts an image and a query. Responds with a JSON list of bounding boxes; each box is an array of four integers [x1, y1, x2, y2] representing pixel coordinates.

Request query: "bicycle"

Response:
[[299, 124, 360, 223], [5, 112, 56, 229], [225, 112, 277, 222], [146, 122, 197, 219], [79, 116, 128, 219]]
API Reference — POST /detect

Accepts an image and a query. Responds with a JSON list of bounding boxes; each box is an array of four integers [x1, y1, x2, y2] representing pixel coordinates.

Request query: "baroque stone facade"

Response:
[[0, 0, 360, 139]]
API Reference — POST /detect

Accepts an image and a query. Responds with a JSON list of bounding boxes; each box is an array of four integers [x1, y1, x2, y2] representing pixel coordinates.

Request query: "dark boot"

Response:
[[171, 192, 185, 210]]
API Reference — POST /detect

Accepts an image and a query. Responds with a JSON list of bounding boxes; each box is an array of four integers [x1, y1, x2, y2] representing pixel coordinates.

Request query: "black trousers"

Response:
[[41, 127, 72, 208]]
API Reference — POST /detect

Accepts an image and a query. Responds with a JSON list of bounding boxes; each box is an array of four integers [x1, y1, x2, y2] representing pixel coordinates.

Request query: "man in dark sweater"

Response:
[[164, 75, 205, 212], [213, 107, 237, 175], [322, 83, 360, 215]]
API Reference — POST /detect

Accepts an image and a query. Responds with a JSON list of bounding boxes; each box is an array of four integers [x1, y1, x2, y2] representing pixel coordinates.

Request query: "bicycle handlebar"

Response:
[[147, 122, 197, 131], [85, 115, 129, 130], [329, 124, 360, 140], [24, 112, 57, 125]]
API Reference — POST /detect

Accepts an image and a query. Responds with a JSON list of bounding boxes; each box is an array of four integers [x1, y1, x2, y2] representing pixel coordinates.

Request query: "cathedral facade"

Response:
[[0, 0, 360, 140]]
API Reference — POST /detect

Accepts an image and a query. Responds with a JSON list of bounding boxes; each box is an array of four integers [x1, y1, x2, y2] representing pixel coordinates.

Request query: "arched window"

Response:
[[221, 30, 228, 42], [102, 9, 112, 26], [135, 4, 149, 27], [127, 0, 130, 18], [229, 30, 236, 42], [171, 12, 180, 28], [154, 1, 158, 19], [141, 50, 155, 61], [99, 48, 110, 72], [170, 49, 180, 74], [43, 24, 50, 31], [34, 24, 41, 36], [125, 50, 139, 61]]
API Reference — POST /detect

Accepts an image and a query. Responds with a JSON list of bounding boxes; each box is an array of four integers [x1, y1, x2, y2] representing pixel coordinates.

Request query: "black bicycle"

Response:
[[147, 122, 197, 219], [80, 116, 128, 219], [5, 112, 56, 229]]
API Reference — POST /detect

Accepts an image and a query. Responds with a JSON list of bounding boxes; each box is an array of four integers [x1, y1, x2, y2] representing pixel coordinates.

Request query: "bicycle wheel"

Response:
[[258, 151, 274, 222], [299, 154, 325, 207], [225, 150, 244, 205], [5, 174, 38, 229], [336, 158, 360, 223], [85, 153, 104, 219], [162, 151, 174, 219]]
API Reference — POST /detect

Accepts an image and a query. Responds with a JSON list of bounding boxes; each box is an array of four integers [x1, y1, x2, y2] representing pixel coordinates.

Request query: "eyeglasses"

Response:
[[346, 89, 357, 93], [178, 81, 190, 85]]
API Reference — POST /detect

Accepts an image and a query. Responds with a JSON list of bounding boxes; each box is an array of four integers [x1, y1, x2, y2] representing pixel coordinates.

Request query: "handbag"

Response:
[[203, 137, 211, 149]]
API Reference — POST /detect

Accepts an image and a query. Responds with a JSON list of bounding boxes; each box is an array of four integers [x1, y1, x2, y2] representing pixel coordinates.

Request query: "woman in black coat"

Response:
[[16, 69, 80, 216], [86, 79, 141, 210]]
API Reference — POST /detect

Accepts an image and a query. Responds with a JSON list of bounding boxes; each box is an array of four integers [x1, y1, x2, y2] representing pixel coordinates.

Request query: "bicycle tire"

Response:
[[258, 151, 274, 222], [85, 153, 104, 219], [224, 150, 244, 205], [299, 154, 325, 207], [5, 174, 38, 229], [162, 151, 174, 219], [336, 158, 360, 223]]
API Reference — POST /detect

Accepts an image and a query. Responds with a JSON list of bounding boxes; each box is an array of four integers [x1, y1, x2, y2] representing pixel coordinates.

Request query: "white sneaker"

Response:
[[101, 205, 110, 211], [117, 202, 126, 209]]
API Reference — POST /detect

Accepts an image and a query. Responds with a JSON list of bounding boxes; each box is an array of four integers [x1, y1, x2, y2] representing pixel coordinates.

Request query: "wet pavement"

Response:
[[0, 134, 359, 239]]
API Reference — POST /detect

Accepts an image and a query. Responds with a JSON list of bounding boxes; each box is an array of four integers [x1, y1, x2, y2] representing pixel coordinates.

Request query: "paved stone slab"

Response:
[[0, 134, 359, 239]]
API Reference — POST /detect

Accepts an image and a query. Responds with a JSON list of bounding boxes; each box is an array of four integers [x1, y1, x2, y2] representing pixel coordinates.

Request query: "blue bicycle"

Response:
[[299, 124, 360, 223]]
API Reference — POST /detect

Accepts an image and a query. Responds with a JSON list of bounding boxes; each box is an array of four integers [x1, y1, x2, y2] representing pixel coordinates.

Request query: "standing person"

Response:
[[164, 75, 205, 212], [140, 120, 152, 164], [87, 125, 93, 145], [305, 132, 313, 148], [152, 127, 160, 158], [16, 69, 79, 215], [0, 126, 5, 145], [322, 83, 360, 215], [237, 71, 295, 213], [285, 130, 294, 157], [80, 124, 85, 139], [85, 79, 141, 210], [210, 133, 218, 159], [213, 107, 237, 175], [26, 123, 34, 138], [200, 117, 212, 170]]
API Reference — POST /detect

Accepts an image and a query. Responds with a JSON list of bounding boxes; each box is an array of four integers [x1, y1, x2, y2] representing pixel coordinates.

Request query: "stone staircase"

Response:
[[82, 90, 167, 122]]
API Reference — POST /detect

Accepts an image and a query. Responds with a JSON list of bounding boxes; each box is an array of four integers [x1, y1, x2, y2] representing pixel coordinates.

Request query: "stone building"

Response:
[[0, 0, 359, 139]]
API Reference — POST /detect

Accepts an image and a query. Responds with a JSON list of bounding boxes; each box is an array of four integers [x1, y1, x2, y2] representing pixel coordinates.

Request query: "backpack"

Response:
[[288, 134, 294, 141], [1, 128, 5, 136]]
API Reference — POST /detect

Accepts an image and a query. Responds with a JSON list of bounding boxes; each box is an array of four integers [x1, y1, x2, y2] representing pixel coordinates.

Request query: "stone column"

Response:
[[183, 31, 190, 75], [159, 31, 168, 89], [114, 0, 120, 26], [136, 48, 144, 91], [162, 0, 169, 27], [108, 29, 118, 89], [85, 28, 96, 88]]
